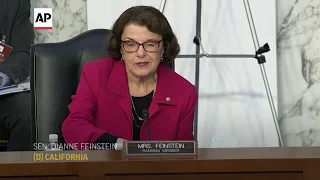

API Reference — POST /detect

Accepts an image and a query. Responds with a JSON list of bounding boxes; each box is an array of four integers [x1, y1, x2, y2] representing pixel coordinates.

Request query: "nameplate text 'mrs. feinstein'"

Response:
[[124, 141, 197, 156]]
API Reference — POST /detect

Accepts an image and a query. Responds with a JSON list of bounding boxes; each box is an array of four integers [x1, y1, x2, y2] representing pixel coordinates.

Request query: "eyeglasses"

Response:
[[121, 39, 162, 53]]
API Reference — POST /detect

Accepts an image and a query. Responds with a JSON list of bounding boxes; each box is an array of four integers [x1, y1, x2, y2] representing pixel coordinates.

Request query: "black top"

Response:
[[131, 91, 154, 141], [94, 90, 154, 146]]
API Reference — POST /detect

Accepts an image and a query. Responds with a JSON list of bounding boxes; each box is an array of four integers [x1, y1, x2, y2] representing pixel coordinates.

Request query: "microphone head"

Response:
[[256, 43, 270, 55], [142, 109, 149, 120], [193, 36, 200, 45]]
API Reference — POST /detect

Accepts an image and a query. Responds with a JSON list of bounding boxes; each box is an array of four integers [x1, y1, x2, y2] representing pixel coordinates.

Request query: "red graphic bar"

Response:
[[34, 27, 52, 30]]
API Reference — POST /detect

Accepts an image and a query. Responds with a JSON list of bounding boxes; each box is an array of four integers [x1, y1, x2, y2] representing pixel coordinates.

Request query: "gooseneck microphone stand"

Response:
[[176, 0, 284, 147]]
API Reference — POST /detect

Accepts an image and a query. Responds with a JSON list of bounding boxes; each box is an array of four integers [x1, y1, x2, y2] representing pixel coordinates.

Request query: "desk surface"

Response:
[[0, 147, 319, 177], [1, 147, 320, 163]]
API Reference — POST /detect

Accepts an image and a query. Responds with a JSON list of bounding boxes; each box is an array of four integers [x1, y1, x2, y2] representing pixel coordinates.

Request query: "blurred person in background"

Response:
[[0, 0, 34, 151]]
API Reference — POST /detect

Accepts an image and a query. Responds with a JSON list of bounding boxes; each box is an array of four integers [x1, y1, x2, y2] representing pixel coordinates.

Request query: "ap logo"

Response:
[[34, 8, 52, 30]]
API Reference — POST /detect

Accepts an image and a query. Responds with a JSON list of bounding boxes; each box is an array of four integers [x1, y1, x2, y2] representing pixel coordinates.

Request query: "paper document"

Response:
[[0, 78, 30, 96]]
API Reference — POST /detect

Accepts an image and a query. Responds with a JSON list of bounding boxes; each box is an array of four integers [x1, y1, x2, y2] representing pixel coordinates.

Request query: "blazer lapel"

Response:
[[118, 96, 132, 123], [107, 61, 132, 125], [148, 64, 176, 119]]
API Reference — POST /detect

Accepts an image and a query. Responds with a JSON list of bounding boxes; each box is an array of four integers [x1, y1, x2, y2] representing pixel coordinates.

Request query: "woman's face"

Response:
[[120, 24, 164, 79]]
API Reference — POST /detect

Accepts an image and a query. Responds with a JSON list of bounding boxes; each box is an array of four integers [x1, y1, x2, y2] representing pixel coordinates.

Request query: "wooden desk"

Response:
[[0, 147, 319, 180]]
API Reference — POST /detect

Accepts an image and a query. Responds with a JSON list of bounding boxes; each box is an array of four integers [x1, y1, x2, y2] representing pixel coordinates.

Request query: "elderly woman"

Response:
[[62, 6, 198, 146]]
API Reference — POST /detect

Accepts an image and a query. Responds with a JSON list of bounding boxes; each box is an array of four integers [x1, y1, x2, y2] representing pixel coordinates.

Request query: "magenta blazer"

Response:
[[62, 57, 198, 144]]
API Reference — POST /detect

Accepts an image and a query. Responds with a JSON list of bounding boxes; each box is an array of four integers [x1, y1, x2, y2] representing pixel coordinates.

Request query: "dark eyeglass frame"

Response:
[[121, 39, 162, 53]]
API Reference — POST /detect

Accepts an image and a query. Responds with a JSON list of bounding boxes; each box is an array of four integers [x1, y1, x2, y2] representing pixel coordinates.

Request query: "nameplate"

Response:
[[123, 141, 197, 156]]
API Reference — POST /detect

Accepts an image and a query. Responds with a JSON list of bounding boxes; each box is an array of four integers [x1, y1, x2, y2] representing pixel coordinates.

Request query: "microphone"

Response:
[[142, 109, 152, 141], [255, 43, 270, 56], [193, 36, 209, 57]]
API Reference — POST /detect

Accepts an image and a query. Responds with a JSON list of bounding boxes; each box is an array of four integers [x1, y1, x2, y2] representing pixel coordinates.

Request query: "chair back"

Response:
[[30, 29, 111, 144]]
